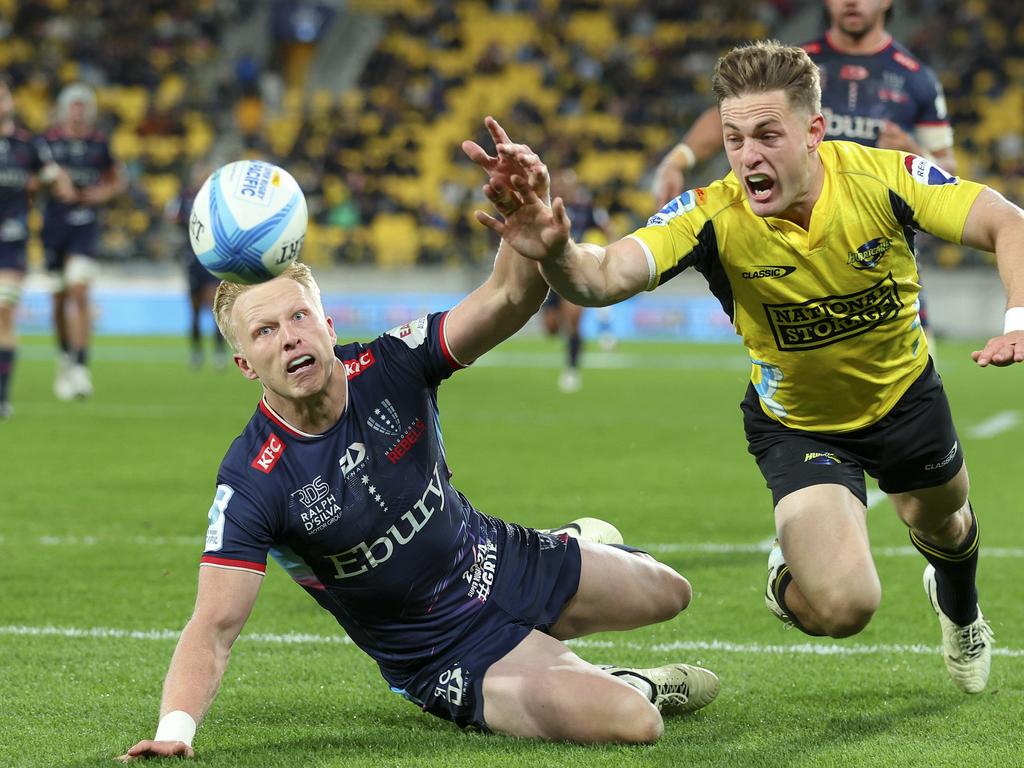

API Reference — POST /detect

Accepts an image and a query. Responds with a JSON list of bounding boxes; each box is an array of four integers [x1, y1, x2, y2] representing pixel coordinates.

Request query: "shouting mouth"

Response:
[[286, 354, 315, 375], [746, 173, 775, 203]]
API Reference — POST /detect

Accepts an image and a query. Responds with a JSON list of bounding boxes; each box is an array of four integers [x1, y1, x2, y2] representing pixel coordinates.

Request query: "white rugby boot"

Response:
[[541, 517, 623, 546], [765, 539, 794, 627], [923, 565, 993, 693], [604, 663, 720, 714], [71, 364, 93, 398], [54, 354, 75, 401]]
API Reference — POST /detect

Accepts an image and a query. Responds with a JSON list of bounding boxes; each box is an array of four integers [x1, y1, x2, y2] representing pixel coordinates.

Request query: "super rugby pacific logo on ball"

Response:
[[189, 160, 308, 284]]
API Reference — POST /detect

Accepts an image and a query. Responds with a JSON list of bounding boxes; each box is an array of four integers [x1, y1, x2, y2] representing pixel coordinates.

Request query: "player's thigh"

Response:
[[775, 483, 879, 612], [548, 541, 689, 639], [889, 462, 970, 531], [562, 301, 583, 330], [0, 266, 24, 332], [482, 629, 661, 743]]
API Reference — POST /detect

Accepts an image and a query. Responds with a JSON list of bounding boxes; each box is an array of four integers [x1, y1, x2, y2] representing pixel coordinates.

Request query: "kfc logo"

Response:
[[251, 433, 285, 474], [344, 349, 376, 379]]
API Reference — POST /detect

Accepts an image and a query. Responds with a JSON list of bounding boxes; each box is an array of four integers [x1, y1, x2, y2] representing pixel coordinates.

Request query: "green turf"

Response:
[[2, 335, 1022, 767]]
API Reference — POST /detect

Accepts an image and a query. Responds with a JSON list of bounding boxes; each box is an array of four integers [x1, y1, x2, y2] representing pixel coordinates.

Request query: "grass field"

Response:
[[3, 334, 1022, 768]]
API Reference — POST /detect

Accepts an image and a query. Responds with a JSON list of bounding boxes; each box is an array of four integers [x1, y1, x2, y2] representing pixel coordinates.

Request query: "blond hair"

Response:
[[213, 262, 321, 350], [711, 40, 821, 115]]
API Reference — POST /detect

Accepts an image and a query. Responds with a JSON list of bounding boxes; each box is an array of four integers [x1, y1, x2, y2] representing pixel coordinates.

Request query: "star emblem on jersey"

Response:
[[367, 399, 402, 436]]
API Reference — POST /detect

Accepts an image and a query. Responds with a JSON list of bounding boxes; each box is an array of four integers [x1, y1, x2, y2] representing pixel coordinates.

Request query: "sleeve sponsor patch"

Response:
[[903, 155, 957, 186], [646, 188, 704, 226], [386, 315, 429, 349], [205, 484, 234, 552]]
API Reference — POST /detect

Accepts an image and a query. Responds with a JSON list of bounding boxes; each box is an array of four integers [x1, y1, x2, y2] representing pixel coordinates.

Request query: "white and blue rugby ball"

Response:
[[189, 160, 308, 284]]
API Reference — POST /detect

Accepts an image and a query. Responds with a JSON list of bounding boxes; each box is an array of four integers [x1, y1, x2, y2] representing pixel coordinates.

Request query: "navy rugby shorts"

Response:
[[0, 240, 27, 272], [390, 520, 581, 731], [743, 357, 964, 507], [43, 221, 98, 268]]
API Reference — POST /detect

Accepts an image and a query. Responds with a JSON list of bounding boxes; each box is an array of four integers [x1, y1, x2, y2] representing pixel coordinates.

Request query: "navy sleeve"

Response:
[[368, 311, 468, 389], [200, 467, 280, 575]]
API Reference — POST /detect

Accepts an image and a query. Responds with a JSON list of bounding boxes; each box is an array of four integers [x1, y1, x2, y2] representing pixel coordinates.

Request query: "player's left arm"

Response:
[[960, 188, 1024, 366], [78, 139, 128, 205]]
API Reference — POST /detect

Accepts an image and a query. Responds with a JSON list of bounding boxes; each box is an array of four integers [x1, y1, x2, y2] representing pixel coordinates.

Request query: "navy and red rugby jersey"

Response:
[[0, 128, 49, 242], [42, 127, 115, 228], [201, 312, 506, 682], [804, 32, 953, 153]]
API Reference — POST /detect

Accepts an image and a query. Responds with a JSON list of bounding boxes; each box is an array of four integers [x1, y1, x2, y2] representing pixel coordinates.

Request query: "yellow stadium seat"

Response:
[[371, 212, 420, 268]]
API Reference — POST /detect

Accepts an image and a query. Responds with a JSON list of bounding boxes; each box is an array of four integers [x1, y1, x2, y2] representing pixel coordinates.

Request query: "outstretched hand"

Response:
[[462, 116, 549, 216], [116, 740, 194, 762], [971, 331, 1024, 367]]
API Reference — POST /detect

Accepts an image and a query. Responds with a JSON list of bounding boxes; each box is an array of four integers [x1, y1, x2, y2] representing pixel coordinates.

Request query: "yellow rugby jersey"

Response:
[[629, 141, 985, 432]]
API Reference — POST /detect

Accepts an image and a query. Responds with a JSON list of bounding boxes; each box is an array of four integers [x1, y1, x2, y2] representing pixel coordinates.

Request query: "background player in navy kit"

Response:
[[539, 169, 612, 393], [0, 75, 73, 419], [118, 120, 718, 761], [652, 0, 956, 206], [43, 83, 127, 400], [166, 161, 225, 369]]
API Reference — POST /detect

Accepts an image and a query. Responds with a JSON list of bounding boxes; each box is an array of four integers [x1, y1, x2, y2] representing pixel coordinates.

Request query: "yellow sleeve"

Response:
[[626, 186, 718, 290], [887, 152, 986, 244]]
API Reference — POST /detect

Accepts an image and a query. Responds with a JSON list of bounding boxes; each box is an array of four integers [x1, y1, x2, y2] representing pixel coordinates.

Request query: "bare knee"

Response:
[[812, 589, 880, 638], [604, 691, 663, 744], [641, 564, 691, 623]]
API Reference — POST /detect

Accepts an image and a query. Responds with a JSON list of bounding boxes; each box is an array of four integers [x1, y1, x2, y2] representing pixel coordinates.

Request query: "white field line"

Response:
[[1, 624, 1021, 658], [3, 534, 1024, 558], [967, 411, 1020, 439]]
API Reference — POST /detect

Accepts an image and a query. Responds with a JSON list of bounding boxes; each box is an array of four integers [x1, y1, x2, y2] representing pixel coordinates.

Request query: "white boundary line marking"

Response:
[[3, 535, 1024, 558], [968, 411, 1020, 439], [2, 624, 1021, 658]]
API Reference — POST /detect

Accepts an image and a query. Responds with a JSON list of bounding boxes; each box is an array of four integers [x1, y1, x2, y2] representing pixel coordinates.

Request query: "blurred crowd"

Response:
[[1, 0, 1021, 270]]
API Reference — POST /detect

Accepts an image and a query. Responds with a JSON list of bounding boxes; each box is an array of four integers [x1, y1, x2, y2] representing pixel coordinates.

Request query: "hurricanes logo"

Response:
[[367, 399, 401, 436], [848, 238, 892, 270], [805, 452, 842, 465], [764, 274, 903, 351]]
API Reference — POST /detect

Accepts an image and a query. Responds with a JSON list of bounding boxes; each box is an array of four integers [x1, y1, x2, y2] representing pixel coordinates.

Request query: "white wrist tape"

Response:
[[155, 710, 197, 746], [675, 142, 697, 170], [1003, 307, 1024, 334]]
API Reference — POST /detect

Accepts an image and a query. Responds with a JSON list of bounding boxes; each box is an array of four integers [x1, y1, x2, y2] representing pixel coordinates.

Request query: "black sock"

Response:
[[608, 542, 651, 557], [0, 348, 13, 403], [910, 505, 979, 625], [567, 333, 581, 368], [74, 347, 88, 366], [775, 569, 825, 637]]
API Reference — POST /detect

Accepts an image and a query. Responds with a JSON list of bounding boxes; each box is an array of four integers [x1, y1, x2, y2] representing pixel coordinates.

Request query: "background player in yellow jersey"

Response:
[[477, 41, 1024, 695]]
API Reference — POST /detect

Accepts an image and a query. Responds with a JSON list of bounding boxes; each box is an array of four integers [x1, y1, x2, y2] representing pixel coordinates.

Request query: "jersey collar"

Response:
[[824, 29, 893, 56]]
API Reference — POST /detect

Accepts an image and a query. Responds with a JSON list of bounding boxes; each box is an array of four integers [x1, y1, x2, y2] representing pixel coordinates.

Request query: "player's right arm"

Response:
[[118, 565, 262, 762], [652, 106, 723, 207]]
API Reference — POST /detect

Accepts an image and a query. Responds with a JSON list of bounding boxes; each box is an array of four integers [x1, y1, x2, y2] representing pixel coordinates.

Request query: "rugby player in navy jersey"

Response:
[[652, 0, 956, 206], [166, 161, 226, 370], [43, 83, 127, 400], [0, 75, 73, 419], [479, 43, 1024, 696], [118, 119, 719, 761]]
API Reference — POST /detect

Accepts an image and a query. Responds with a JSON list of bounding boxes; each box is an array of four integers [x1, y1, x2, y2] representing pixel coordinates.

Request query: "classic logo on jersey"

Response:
[[847, 238, 892, 270], [646, 189, 703, 226], [291, 474, 342, 534], [764, 274, 903, 351], [742, 265, 796, 279], [463, 537, 498, 603], [904, 155, 957, 186], [805, 452, 842, 466], [343, 349, 376, 379], [367, 399, 402, 437], [338, 442, 367, 476], [387, 315, 429, 349], [205, 484, 233, 551], [387, 418, 426, 464], [924, 441, 958, 471], [251, 433, 285, 473], [324, 463, 445, 579]]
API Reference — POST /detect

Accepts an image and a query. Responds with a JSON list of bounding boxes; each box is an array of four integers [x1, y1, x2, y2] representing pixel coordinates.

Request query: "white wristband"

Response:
[[675, 142, 697, 170], [1003, 307, 1024, 334], [155, 710, 197, 746]]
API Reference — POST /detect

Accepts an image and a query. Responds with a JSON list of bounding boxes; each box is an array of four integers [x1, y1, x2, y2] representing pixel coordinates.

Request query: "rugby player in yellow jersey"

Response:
[[476, 41, 1024, 694]]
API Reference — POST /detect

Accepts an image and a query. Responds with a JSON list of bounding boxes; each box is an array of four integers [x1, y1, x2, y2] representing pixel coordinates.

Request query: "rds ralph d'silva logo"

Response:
[[764, 273, 903, 351], [848, 237, 892, 270]]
